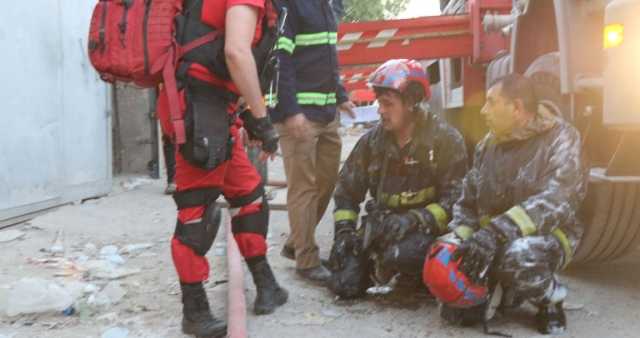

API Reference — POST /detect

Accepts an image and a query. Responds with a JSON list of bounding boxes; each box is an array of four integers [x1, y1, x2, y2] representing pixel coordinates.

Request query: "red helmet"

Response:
[[423, 240, 488, 308], [368, 59, 431, 101]]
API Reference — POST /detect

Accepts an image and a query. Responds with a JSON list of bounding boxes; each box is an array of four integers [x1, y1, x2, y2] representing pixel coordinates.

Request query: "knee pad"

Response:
[[174, 203, 222, 256], [173, 188, 222, 256], [231, 195, 269, 237]]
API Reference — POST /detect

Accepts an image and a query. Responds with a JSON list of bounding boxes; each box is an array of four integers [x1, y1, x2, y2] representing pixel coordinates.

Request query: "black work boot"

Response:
[[180, 282, 227, 338], [536, 302, 566, 335], [440, 303, 485, 327], [247, 256, 289, 315]]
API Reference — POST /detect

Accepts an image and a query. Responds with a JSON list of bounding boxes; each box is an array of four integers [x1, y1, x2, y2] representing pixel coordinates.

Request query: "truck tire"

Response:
[[571, 177, 640, 264], [486, 52, 511, 88], [524, 52, 571, 121]]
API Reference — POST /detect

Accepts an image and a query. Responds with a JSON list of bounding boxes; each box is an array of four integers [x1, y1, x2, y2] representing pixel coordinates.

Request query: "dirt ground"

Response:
[[2, 132, 640, 338]]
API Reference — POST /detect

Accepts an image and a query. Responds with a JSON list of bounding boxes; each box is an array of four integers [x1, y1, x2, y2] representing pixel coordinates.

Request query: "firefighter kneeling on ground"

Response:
[[423, 74, 587, 335], [327, 59, 468, 298]]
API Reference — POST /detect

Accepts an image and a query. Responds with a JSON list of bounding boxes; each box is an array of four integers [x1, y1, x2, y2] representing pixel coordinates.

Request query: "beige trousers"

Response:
[[276, 116, 342, 269]]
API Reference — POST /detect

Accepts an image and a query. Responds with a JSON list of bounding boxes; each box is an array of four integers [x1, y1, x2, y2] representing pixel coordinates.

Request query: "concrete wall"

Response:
[[0, 1, 111, 225]]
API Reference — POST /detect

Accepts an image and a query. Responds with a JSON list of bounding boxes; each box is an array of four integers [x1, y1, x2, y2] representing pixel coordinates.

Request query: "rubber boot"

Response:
[[536, 302, 566, 335], [180, 282, 227, 338], [247, 256, 289, 315], [535, 280, 568, 334]]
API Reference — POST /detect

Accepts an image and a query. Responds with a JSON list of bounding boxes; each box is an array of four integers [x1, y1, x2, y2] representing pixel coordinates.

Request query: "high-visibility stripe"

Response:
[[480, 208, 537, 236], [264, 94, 278, 107], [296, 92, 337, 105], [426, 203, 449, 232], [276, 37, 295, 54], [505, 205, 537, 236], [334, 209, 358, 223], [379, 187, 436, 209], [479, 215, 491, 229], [295, 32, 338, 46], [552, 228, 573, 269], [265, 92, 338, 106], [454, 225, 474, 240], [479, 210, 568, 266]]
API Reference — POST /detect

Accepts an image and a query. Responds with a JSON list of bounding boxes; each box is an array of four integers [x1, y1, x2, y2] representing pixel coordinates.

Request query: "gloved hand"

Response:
[[240, 110, 279, 154], [329, 221, 360, 270], [382, 212, 420, 243], [408, 208, 439, 234], [451, 227, 499, 284]]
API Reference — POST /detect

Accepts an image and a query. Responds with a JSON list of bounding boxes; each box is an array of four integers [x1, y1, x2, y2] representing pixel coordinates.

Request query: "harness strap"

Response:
[[173, 187, 222, 210], [178, 31, 221, 58], [159, 29, 221, 146], [161, 48, 186, 145]]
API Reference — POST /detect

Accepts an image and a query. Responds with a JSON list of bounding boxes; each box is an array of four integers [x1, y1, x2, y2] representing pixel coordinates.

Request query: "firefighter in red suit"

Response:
[[156, 1, 287, 337]]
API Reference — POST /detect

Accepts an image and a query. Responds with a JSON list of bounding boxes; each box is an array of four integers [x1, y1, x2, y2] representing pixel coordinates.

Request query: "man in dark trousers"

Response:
[[162, 134, 177, 194], [328, 59, 468, 298], [428, 74, 587, 335], [156, 1, 287, 337]]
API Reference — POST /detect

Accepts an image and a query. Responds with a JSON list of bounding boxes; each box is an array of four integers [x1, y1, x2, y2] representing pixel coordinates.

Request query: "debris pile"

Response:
[[0, 228, 157, 335]]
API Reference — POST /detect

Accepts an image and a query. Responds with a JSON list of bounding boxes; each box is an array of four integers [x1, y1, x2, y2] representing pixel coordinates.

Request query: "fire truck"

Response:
[[337, 0, 640, 264]]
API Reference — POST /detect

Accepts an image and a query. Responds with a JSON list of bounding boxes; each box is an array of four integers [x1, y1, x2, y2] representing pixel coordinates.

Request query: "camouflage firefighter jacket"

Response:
[[449, 106, 588, 264], [333, 110, 468, 234]]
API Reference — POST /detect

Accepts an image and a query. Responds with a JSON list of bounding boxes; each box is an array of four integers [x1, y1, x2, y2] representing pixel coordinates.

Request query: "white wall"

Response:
[[0, 0, 112, 225]]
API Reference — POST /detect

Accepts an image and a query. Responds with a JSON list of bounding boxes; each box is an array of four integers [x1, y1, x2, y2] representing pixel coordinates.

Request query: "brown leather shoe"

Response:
[[280, 245, 295, 261]]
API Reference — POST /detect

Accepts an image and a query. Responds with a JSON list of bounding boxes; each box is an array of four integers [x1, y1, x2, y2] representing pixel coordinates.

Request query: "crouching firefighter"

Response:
[[423, 74, 587, 335], [327, 59, 468, 299], [156, 1, 288, 337]]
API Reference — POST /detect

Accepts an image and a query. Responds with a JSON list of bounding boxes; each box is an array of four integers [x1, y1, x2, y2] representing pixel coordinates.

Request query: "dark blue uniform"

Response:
[[269, 0, 349, 124]]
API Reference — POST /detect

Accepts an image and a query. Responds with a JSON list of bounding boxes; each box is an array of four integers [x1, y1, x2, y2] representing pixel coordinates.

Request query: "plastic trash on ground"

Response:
[[101, 327, 129, 338], [5, 278, 73, 317]]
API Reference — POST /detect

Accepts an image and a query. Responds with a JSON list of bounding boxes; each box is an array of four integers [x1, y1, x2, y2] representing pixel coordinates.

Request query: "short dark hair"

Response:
[[373, 86, 400, 100], [493, 74, 538, 114]]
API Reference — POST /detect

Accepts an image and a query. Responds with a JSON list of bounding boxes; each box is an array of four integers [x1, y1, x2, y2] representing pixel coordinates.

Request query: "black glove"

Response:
[[451, 228, 499, 284], [330, 221, 360, 269], [381, 212, 420, 243], [328, 221, 370, 299], [408, 208, 439, 234], [334, 220, 356, 240], [240, 109, 279, 154]]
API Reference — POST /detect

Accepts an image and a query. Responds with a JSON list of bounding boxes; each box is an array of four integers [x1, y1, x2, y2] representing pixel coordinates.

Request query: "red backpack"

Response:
[[88, 0, 222, 145], [88, 0, 280, 145]]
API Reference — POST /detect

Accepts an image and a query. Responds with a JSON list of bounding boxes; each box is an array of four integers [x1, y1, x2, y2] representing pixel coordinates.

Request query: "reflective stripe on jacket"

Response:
[[334, 111, 468, 234], [269, 0, 348, 124], [450, 106, 588, 265]]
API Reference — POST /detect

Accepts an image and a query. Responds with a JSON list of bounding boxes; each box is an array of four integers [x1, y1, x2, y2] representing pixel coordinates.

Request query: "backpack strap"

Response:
[[179, 31, 221, 57], [160, 47, 186, 145], [153, 30, 221, 146]]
